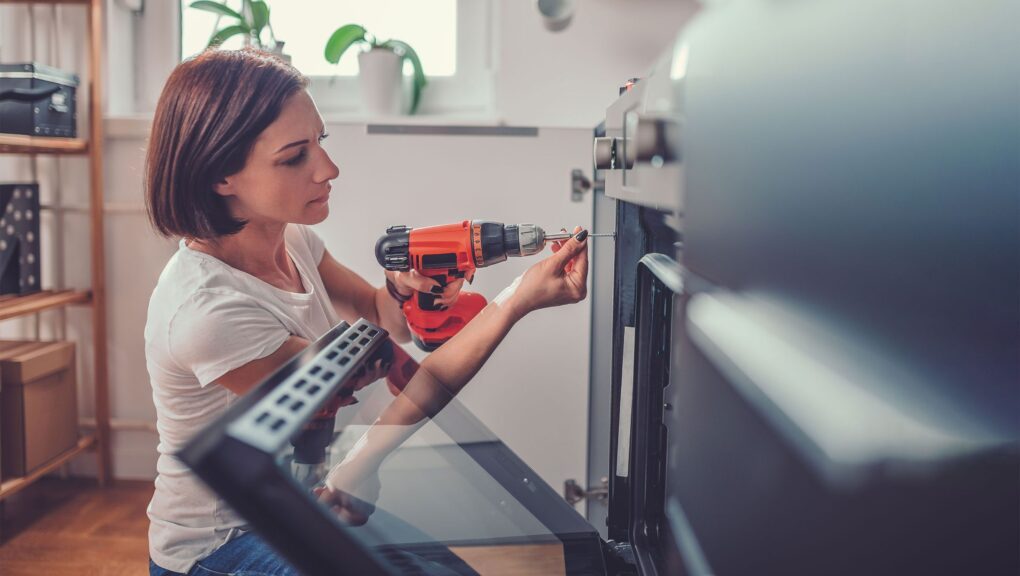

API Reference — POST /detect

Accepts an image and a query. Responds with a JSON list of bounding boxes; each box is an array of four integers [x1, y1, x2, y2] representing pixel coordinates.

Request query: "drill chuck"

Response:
[[503, 223, 547, 257], [475, 223, 547, 264]]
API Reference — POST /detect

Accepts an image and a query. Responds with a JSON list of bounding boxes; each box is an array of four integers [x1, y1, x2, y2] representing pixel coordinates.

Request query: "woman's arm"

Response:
[[417, 230, 589, 395], [317, 249, 468, 344], [316, 250, 411, 342], [214, 230, 586, 398], [323, 231, 589, 505], [212, 335, 311, 396]]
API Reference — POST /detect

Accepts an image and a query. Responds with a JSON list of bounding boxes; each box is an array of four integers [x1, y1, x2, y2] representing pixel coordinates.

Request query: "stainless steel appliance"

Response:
[[588, 0, 1018, 573]]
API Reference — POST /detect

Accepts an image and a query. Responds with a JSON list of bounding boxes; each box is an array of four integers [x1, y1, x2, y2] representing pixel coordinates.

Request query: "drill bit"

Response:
[[542, 232, 616, 241], [505, 224, 615, 257]]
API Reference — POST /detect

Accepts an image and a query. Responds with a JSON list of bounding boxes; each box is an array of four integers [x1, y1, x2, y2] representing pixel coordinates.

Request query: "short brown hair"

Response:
[[145, 48, 308, 239]]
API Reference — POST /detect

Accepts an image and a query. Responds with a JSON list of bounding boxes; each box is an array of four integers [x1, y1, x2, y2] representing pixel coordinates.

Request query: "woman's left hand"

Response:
[[385, 269, 467, 309], [315, 469, 381, 526]]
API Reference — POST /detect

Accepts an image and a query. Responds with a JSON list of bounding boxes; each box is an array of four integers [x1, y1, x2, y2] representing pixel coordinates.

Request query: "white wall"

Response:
[[89, 123, 597, 494], [0, 1, 698, 494], [494, 0, 699, 126]]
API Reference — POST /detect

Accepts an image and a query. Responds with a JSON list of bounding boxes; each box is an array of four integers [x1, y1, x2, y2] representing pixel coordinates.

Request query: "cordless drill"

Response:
[[376, 220, 575, 351]]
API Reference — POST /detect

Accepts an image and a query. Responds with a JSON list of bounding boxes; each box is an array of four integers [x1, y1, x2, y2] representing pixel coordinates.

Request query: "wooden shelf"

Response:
[[0, 134, 88, 155], [0, 0, 111, 490], [0, 434, 96, 501], [0, 289, 92, 321]]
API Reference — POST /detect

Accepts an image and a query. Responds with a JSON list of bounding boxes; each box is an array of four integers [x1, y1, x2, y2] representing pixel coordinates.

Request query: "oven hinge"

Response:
[[564, 476, 609, 506], [604, 539, 638, 575]]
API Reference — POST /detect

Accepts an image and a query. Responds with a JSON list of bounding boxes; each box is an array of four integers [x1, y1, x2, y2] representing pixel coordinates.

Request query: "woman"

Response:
[[144, 48, 589, 576]]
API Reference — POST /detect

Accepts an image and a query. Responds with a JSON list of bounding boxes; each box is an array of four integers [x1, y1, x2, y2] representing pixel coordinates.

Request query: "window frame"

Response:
[[176, 0, 494, 118]]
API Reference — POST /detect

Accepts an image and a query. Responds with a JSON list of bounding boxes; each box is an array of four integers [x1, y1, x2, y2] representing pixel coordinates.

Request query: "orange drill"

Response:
[[376, 221, 566, 351]]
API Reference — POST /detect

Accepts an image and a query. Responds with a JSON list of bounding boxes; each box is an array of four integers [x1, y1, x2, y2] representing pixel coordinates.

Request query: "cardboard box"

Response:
[[0, 340, 77, 479]]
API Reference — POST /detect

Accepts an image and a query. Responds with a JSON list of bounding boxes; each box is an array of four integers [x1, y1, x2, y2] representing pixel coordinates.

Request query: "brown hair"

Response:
[[145, 48, 308, 239]]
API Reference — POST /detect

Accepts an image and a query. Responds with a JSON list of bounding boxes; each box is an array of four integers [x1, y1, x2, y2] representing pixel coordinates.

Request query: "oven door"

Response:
[[180, 319, 611, 576], [627, 253, 683, 576]]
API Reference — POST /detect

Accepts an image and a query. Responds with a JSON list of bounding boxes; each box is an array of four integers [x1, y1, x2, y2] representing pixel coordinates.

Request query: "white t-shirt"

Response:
[[144, 224, 340, 573]]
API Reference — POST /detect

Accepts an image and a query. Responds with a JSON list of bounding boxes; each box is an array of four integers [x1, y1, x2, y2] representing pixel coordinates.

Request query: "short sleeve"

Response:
[[168, 289, 291, 387], [299, 225, 327, 265]]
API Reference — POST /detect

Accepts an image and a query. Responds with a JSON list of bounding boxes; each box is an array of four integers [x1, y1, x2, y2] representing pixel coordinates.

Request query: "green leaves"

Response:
[[324, 25, 429, 115], [249, 1, 269, 33], [189, 0, 242, 20], [381, 40, 427, 114], [324, 24, 368, 65], [190, 0, 272, 49], [209, 24, 249, 47]]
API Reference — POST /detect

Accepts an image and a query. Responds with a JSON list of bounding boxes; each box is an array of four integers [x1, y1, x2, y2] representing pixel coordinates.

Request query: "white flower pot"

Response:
[[357, 48, 403, 116]]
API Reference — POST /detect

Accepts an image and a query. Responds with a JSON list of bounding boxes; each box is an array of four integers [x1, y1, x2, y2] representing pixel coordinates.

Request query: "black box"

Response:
[[0, 184, 41, 295], [0, 63, 78, 138]]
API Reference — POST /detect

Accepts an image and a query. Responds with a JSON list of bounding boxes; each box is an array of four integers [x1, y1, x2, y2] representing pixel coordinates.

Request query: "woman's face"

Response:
[[215, 90, 339, 228]]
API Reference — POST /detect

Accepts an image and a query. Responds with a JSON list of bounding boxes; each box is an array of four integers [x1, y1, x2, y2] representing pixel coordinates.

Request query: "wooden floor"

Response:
[[0, 477, 152, 576], [0, 478, 567, 575]]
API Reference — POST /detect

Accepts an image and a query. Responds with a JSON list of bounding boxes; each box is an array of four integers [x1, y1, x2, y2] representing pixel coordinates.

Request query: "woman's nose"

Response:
[[315, 148, 340, 183]]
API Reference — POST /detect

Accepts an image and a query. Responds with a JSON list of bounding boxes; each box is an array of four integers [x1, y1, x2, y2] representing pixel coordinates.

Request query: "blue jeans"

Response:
[[149, 532, 300, 576]]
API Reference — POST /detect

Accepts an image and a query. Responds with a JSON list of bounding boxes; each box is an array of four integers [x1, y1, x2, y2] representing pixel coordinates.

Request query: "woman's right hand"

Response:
[[506, 227, 589, 319]]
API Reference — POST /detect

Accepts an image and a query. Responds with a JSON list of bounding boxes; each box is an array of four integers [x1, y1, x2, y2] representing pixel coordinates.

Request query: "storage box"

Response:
[[0, 183, 42, 295], [0, 63, 79, 138], [0, 340, 77, 479]]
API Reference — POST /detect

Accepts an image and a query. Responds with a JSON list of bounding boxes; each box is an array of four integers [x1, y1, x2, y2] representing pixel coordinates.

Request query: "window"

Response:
[[180, 1, 492, 116]]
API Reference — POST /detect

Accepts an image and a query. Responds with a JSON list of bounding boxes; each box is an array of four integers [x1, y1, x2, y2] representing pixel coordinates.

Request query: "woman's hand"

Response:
[[315, 469, 381, 526], [385, 269, 467, 309], [336, 358, 390, 407], [505, 226, 589, 319]]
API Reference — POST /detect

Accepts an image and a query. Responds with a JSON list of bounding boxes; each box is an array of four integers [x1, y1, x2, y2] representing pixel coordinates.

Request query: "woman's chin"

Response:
[[303, 202, 330, 224]]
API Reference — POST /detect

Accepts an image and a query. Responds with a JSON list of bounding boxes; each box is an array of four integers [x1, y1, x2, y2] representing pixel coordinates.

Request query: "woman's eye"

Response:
[[283, 150, 307, 166], [318, 132, 329, 143]]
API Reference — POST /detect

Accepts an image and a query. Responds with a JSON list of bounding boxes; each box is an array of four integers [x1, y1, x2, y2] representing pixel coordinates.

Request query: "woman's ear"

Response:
[[212, 177, 233, 198]]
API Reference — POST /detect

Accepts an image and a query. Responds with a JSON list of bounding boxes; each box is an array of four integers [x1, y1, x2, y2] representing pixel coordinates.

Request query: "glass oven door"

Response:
[[180, 319, 608, 576]]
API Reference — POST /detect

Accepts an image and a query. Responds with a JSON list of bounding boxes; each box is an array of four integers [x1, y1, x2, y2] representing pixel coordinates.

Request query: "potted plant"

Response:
[[324, 24, 426, 116], [189, 0, 289, 61]]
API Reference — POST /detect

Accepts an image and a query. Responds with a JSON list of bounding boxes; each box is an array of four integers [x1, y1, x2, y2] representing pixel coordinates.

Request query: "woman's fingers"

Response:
[[550, 228, 567, 254], [432, 277, 465, 307], [551, 229, 588, 269], [441, 278, 465, 306], [395, 270, 442, 294], [551, 229, 589, 287], [565, 253, 588, 302], [568, 234, 589, 282], [550, 227, 580, 271]]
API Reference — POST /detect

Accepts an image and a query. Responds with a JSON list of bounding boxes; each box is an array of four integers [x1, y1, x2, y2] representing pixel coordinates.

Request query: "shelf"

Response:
[[0, 289, 92, 321], [1, 0, 111, 489], [0, 434, 96, 501], [0, 134, 89, 155]]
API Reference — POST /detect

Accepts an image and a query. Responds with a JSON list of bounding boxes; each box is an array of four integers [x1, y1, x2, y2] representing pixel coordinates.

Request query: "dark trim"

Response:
[[366, 125, 539, 137], [629, 254, 682, 576]]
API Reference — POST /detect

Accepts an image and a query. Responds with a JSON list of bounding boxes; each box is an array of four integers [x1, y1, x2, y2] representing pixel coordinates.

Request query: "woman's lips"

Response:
[[310, 192, 330, 204]]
